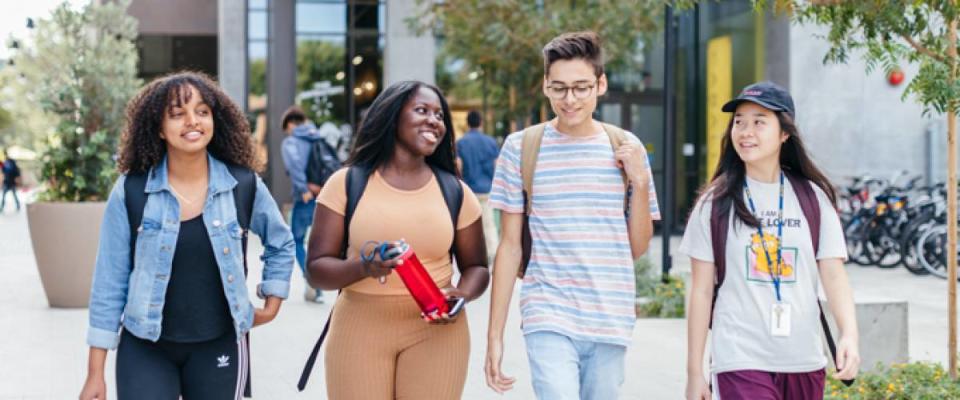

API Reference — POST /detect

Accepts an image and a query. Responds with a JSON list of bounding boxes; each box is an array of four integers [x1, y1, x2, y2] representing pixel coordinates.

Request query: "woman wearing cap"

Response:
[[680, 82, 860, 400]]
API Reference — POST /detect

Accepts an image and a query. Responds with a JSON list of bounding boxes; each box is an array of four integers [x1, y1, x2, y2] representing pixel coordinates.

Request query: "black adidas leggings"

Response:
[[116, 330, 248, 400]]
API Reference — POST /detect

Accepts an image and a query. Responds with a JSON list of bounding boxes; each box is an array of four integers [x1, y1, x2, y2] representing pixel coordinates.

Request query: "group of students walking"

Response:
[[79, 30, 860, 400]]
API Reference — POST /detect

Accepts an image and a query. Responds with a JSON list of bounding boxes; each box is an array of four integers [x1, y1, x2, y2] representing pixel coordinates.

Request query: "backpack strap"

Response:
[[785, 173, 851, 386], [124, 173, 149, 268], [708, 194, 730, 328], [599, 122, 630, 190], [299, 165, 368, 391], [519, 123, 547, 279], [430, 164, 464, 255], [785, 172, 821, 250], [226, 164, 257, 277], [520, 123, 547, 214], [343, 164, 371, 257]]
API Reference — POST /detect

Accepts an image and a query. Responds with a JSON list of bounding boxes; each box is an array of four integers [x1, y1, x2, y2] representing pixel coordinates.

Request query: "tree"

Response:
[[9, 0, 141, 201], [757, 0, 960, 379], [0, 64, 57, 150], [249, 58, 266, 96], [295, 39, 348, 125], [408, 0, 667, 131], [0, 106, 11, 133]]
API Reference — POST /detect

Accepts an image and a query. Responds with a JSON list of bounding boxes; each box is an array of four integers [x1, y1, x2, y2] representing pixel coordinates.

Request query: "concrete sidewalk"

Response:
[[0, 209, 955, 399]]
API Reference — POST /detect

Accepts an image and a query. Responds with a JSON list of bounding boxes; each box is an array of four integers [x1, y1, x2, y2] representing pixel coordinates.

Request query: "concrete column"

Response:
[[266, 0, 296, 203], [764, 11, 790, 90], [218, 0, 247, 111], [384, 0, 434, 86]]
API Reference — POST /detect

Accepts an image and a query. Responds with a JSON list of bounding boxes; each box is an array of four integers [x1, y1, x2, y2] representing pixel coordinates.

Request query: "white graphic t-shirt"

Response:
[[677, 176, 847, 374]]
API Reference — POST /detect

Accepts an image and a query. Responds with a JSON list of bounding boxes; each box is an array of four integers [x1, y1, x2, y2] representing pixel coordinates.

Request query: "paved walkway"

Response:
[[0, 207, 955, 399]]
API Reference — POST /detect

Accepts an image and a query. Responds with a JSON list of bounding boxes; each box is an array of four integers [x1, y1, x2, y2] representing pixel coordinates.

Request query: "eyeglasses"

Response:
[[545, 81, 598, 100]]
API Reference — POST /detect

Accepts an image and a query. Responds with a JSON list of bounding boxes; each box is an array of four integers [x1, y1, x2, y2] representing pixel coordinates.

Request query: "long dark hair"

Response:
[[118, 71, 258, 174], [346, 81, 457, 176], [702, 111, 837, 228]]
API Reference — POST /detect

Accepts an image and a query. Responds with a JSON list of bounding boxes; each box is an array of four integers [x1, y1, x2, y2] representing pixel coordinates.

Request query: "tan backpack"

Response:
[[517, 121, 631, 278]]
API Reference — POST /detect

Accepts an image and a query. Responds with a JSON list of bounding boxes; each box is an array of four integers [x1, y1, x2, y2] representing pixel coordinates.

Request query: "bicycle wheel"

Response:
[[845, 217, 872, 266], [901, 217, 935, 275], [864, 224, 902, 268], [917, 225, 958, 280]]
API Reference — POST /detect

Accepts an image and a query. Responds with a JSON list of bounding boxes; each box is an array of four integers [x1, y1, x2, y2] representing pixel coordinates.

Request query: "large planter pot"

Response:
[[27, 201, 106, 308]]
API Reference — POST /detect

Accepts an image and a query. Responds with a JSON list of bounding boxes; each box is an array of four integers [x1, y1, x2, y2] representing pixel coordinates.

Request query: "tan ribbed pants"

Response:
[[324, 290, 470, 400]]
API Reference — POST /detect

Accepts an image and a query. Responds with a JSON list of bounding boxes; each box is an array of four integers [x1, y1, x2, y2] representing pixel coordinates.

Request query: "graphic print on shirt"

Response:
[[742, 209, 802, 285], [744, 232, 797, 284]]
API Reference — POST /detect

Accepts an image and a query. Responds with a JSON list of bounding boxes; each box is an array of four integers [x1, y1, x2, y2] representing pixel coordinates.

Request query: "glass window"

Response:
[[296, 3, 348, 34], [249, 0, 267, 10], [599, 103, 622, 127], [607, 36, 664, 94], [296, 36, 348, 126], [248, 10, 268, 40]]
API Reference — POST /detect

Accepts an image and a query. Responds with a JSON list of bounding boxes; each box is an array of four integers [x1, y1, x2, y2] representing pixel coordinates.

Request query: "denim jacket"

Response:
[[87, 154, 294, 350]]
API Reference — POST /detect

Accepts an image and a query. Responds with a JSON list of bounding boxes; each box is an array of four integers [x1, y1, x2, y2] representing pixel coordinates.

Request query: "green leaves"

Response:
[[824, 361, 960, 399], [11, 0, 140, 202], [634, 256, 686, 318], [408, 0, 666, 131], [768, 0, 960, 114]]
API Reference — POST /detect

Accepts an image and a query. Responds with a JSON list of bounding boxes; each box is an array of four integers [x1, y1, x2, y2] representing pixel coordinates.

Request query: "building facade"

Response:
[[127, 0, 942, 223]]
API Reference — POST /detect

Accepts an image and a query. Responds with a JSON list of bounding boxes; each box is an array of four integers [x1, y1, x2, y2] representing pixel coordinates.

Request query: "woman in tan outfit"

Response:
[[306, 80, 490, 399]]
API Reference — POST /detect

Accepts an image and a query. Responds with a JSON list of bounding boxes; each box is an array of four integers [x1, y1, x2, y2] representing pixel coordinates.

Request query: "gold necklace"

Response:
[[169, 184, 201, 205]]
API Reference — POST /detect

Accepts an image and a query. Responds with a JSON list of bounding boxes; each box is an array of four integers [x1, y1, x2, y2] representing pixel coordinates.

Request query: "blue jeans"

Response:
[[0, 184, 19, 211], [524, 331, 627, 400], [290, 198, 315, 273]]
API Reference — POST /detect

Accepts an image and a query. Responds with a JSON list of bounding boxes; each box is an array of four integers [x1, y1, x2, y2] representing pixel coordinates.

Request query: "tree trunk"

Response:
[[947, 18, 958, 381], [509, 85, 517, 132]]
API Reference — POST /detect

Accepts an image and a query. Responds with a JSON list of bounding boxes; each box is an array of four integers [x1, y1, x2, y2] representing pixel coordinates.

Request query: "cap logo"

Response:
[[743, 90, 762, 96]]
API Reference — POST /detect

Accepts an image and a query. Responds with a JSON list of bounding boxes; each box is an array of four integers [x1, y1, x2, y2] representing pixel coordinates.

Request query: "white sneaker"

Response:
[[304, 286, 324, 303]]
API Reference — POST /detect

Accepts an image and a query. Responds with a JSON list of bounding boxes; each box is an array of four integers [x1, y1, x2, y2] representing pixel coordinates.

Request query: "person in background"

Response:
[[456, 110, 500, 260]]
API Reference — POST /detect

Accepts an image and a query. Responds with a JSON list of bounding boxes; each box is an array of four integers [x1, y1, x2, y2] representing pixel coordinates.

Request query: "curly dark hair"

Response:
[[117, 71, 259, 174]]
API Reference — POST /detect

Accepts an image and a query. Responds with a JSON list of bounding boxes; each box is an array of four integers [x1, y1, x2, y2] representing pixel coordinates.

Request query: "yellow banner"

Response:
[[705, 36, 732, 182]]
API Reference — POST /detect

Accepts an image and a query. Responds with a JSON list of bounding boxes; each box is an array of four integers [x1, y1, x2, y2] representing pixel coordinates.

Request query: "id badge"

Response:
[[770, 302, 792, 337]]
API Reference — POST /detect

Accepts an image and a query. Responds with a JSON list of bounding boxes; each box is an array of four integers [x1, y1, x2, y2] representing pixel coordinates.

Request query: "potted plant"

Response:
[[9, 0, 140, 307]]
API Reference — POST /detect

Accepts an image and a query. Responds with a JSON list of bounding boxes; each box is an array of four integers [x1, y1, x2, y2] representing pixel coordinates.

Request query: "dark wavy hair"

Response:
[[702, 111, 837, 228], [117, 71, 258, 174], [346, 81, 457, 176]]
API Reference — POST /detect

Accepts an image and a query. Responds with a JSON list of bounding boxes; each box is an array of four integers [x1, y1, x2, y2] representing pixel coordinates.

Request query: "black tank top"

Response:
[[160, 214, 234, 342]]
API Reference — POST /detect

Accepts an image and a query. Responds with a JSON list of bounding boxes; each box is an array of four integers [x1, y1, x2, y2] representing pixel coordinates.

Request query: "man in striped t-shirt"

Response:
[[484, 31, 661, 400]]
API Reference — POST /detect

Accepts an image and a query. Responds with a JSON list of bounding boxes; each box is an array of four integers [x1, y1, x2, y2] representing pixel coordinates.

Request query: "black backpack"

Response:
[[4, 160, 19, 179], [124, 164, 257, 398], [297, 163, 463, 391], [305, 139, 343, 187]]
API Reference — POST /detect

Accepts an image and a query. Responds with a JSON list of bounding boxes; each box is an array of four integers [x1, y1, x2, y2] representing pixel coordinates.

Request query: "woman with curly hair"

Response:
[[79, 71, 294, 400], [306, 81, 489, 399]]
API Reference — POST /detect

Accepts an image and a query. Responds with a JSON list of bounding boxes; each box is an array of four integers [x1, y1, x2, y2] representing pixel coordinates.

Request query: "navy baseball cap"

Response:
[[721, 81, 795, 119]]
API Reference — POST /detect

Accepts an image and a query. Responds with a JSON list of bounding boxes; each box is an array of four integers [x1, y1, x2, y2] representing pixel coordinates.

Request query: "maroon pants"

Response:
[[716, 369, 826, 400]]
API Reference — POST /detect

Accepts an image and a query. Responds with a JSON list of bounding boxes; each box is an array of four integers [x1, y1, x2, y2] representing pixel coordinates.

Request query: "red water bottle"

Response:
[[386, 240, 449, 317]]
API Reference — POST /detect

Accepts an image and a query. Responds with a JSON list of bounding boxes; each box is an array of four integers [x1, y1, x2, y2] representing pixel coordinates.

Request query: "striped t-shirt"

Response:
[[489, 124, 661, 347]]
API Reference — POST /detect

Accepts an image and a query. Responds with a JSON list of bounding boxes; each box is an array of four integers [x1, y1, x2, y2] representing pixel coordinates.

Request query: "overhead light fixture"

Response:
[[363, 81, 374, 91], [335, 71, 345, 80], [353, 87, 362, 96], [352, 55, 363, 65]]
